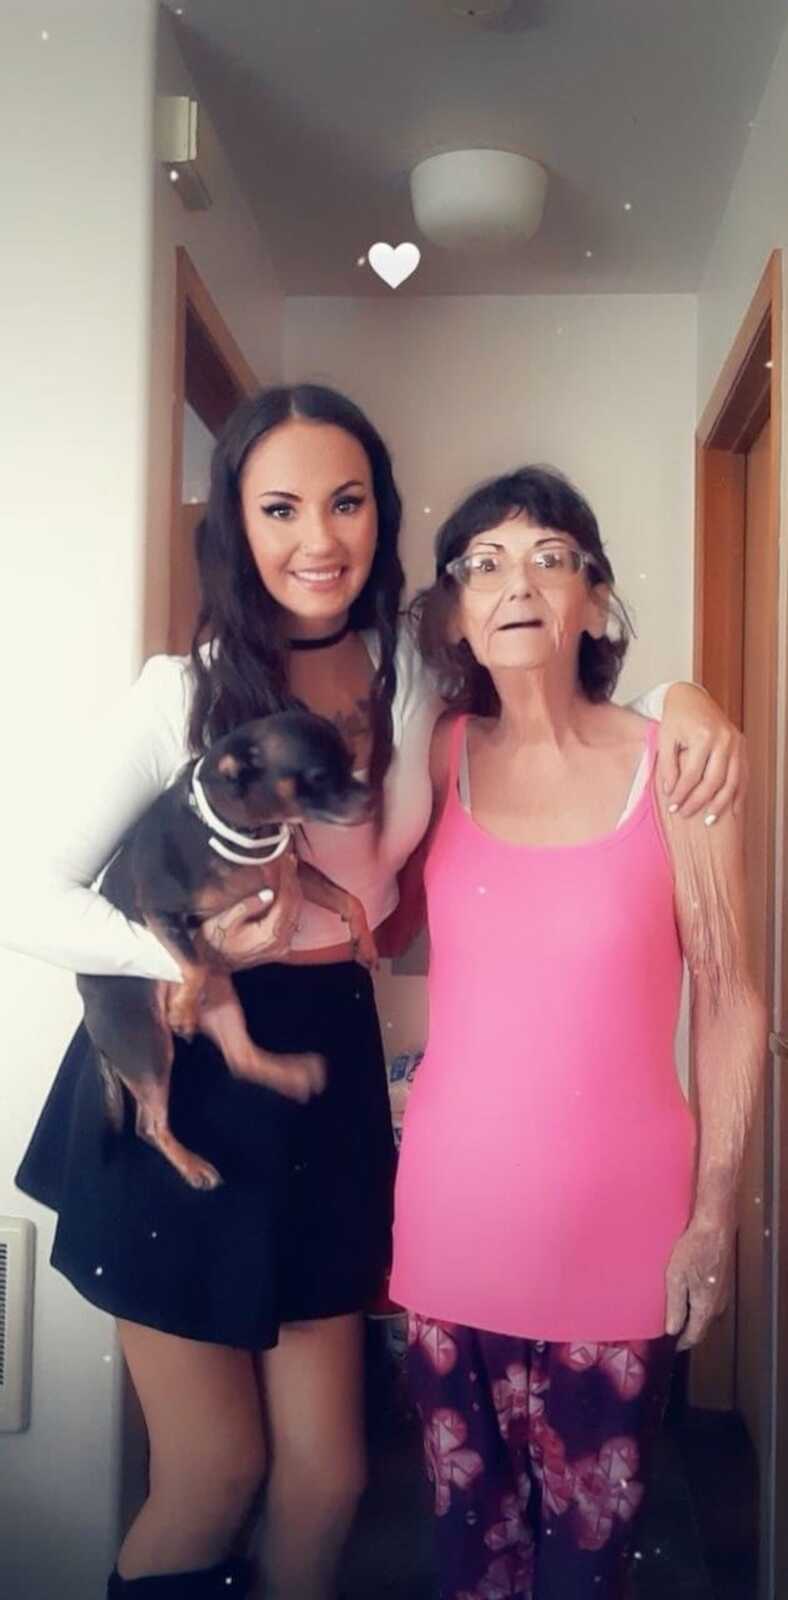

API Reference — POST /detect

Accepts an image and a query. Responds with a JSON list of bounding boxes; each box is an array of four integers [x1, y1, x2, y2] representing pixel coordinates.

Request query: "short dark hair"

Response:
[[412, 466, 632, 712], [188, 384, 405, 805]]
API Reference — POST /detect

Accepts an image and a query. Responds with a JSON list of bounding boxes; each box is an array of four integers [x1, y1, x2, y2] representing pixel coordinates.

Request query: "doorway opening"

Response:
[[167, 247, 259, 653]]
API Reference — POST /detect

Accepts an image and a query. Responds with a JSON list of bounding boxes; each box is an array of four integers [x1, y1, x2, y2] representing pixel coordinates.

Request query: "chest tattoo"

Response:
[[331, 696, 372, 746]]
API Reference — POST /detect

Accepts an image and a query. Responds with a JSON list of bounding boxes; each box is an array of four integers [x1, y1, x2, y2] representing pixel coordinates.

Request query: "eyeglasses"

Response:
[[444, 545, 598, 593]]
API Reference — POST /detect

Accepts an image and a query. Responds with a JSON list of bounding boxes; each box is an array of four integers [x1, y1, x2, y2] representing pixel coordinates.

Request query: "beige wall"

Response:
[[284, 292, 698, 1057]]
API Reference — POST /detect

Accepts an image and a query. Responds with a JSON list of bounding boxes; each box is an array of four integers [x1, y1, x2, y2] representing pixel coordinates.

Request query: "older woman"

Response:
[[389, 468, 765, 1600]]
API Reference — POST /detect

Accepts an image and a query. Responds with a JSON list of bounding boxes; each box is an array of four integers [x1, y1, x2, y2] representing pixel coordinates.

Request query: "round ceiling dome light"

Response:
[[410, 149, 548, 249]]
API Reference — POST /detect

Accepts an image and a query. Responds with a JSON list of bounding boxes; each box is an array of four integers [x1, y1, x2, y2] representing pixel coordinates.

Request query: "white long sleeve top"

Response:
[[0, 627, 669, 983]]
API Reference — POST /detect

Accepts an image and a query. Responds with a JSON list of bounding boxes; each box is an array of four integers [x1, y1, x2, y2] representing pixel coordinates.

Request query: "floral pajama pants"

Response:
[[406, 1315, 676, 1600]]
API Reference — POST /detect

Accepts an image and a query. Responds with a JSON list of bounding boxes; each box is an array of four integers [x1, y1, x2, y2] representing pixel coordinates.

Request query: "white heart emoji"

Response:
[[368, 241, 421, 289]]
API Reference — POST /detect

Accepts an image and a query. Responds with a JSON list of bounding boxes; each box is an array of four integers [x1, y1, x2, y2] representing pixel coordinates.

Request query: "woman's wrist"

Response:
[[691, 1166, 739, 1229]]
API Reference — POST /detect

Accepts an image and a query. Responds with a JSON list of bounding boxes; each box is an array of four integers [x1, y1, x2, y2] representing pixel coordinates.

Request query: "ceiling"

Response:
[[170, 0, 788, 296]]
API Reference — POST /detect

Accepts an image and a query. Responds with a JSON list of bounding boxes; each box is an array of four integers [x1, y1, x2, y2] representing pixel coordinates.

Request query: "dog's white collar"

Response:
[[189, 759, 293, 867]]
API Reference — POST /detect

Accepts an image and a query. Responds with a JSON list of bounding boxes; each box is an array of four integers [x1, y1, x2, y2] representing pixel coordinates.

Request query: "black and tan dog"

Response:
[[78, 710, 377, 1190]]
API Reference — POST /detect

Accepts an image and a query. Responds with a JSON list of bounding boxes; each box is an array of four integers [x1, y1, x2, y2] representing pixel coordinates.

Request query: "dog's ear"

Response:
[[216, 738, 267, 785], [217, 752, 242, 781]]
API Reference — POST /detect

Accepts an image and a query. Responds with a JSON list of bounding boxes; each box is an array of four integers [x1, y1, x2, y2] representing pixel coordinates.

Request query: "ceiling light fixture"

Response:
[[410, 149, 547, 249]]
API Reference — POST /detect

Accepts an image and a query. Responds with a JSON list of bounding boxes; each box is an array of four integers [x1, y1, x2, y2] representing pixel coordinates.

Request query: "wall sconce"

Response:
[[155, 96, 211, 211]]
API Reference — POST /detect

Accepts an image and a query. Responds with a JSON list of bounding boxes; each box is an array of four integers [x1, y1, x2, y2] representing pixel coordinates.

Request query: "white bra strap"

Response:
[[616, 744, 650, 827], [457, 724, 472, 814]]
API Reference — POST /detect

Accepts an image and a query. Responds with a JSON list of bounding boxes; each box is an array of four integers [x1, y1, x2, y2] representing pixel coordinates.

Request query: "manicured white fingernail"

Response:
[[704, 812, 717, 827], [668, 803, 679, 815], [258, 888, 274, 904]]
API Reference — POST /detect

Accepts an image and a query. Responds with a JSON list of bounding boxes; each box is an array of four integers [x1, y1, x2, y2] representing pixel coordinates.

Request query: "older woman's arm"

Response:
[[659, 798, 767, 1349]]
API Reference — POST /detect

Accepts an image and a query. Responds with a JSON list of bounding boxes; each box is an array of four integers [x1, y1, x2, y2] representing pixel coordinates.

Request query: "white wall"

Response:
[[697, 14, 788, 414], [0, 8, 284, 1598], [285, 292, 698, 1056], [285, 294, 697, 692], [0, 6, 158, 1598], [183, 403, 216, 503], [144, 7, 283, 653]]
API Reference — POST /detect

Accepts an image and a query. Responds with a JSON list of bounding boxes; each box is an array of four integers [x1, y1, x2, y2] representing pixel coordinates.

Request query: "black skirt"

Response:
[[15, 962, 395, 1349]]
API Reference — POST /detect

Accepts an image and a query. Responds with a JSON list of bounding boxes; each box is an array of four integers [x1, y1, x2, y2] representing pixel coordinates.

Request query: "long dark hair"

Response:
[[188, 384, 405, 803], [413, 466, 633, 713]]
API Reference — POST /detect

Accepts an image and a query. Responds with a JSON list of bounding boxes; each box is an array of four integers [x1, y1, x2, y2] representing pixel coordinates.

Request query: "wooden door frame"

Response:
[[167, 247, 259, 652], [694, 251, 782, 698], [691, 250, 782, 1597]]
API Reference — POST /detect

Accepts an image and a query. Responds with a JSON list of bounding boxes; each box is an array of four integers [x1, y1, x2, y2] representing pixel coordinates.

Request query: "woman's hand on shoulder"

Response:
[[659, 683, 747, 822], [201, 852, 303, 969]]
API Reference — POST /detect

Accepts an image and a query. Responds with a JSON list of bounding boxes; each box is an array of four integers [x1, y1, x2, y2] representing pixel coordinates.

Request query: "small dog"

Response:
[[78, 710, 377, 1190]]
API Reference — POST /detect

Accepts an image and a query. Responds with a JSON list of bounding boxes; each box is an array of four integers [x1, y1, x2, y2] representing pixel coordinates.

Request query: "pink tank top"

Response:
[[391, 716, 696, 1342]]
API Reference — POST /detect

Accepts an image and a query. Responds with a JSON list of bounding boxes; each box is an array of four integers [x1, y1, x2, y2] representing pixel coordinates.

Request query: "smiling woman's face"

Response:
[[239, 418, 378, 638], [454, 515, 608, 676]]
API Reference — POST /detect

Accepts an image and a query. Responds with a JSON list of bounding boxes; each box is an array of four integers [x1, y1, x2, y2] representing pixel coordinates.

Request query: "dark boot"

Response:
[[106, 1556, 252, 1597]]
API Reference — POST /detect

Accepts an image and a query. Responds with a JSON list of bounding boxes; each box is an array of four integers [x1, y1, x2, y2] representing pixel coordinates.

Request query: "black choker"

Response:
[[288, 620, 351, 652]]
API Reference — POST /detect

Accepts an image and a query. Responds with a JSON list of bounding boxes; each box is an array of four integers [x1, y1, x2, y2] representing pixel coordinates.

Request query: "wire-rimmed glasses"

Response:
[[444, 544, 598, 592]]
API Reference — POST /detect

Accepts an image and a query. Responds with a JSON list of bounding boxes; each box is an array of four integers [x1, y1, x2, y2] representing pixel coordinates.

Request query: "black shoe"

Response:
[[106, 1556, 252, 1597]]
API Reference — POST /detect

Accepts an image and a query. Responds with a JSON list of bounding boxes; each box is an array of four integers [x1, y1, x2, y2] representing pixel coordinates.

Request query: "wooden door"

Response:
[[735, 419, 774, 1465]]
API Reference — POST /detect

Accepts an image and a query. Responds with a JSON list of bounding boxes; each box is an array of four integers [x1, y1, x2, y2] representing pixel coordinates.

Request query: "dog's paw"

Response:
[[352, 928, 379, 970], [232, 1048, 326, 1102], [282, 1052, 326, 1102], [343, 902, 378, 970], [166, 991, 201, 1040], [181, 1156, 223, 1191]]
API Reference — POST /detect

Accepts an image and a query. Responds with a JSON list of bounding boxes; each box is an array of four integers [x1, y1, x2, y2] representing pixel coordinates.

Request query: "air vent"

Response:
[[0, 1217, 35, 1433]]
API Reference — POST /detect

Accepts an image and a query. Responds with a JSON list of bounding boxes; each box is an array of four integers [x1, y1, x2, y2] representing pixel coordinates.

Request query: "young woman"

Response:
[[390, 468, 764, 1600], [6, 389, 744, 1600]]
